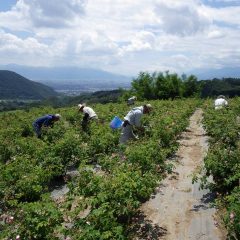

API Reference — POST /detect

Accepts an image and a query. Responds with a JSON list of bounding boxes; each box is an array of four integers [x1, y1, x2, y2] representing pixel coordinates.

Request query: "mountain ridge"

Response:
[[191, 67, 240, 80], [0, 70, 58, 100], [0, 64, 132, 90]]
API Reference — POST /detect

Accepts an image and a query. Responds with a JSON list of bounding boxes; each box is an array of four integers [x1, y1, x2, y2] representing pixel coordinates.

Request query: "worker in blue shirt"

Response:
[[33, 114, 61, 138]]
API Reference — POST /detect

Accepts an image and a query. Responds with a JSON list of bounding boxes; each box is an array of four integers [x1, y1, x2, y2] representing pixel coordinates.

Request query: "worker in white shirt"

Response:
[[214, 95, 228, 110], [127, 96, 137, 106], [119, 104, 152, 144], [78, 104, 98, 131]]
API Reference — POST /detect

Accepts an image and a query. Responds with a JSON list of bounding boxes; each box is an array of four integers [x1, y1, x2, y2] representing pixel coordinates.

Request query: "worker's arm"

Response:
[[135, 126, 145, 132], [83, 113, 89, 121]]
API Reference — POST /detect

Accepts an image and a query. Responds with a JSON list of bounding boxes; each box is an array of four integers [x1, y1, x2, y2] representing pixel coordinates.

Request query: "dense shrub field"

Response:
[[0, 99, 199, 239], [203, 98, 240, 239]]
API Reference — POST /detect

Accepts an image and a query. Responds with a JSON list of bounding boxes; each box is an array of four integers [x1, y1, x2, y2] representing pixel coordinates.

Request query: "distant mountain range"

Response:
[[191, 67, 240, 80], [0, 70, 57, 100], [0, 64, 132, 92], [1, 64, 239, 96]]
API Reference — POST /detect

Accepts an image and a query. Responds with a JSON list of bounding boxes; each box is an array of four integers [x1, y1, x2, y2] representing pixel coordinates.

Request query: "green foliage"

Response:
[[201, 78, 240, 98], [224, 187, 240, 239], [0, 195, 63, 240], [131, 72, 155, 99], [183, 75, 200, 97], [202, 98, 240, 238], [0, 99, 199, 239], [0, 70, 57, 100], [130, 71, 200, 100], [53, 132, 85, 166], [1, 155, 50, 203], [18, 199, 62, 239]]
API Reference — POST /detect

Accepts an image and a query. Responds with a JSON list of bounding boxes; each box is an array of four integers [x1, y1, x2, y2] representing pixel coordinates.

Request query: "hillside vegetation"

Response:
[[0, 98, 239, 239], [1, 70, 240, 113], [0, 70, 57, 100], [0, 99, 199, 239], [200, 98, 240, 239], [126, 71, 240, 100], [201, 78, 240, 98]]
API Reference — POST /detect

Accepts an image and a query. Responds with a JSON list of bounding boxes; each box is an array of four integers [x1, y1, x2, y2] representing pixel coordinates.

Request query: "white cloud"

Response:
[[20, 0, 86, 28], [0, 29, 81, 66], [170, 54, 191, 69], [206, 0, 239, 3], [154, 0, 211, 36], [0, 31, 48, 54], [118, 31, 156, 56], [0, 0, 239, 75], [207, 29, 224, 38], [0, 2, 29, 31], [209, 6, 240, 26]]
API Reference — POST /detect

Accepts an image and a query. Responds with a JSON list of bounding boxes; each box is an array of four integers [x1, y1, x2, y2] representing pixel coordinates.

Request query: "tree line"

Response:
[[1, 71, 240, 112], [124, 71, 240, 100], [124, 71, 200, 100]]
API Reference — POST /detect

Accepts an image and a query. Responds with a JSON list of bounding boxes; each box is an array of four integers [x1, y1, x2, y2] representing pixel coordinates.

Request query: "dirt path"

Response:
[[138, 108, 226, 240]]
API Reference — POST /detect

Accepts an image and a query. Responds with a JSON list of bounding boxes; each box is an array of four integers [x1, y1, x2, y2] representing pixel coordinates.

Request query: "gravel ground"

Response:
[[139, 109, 227, 240]]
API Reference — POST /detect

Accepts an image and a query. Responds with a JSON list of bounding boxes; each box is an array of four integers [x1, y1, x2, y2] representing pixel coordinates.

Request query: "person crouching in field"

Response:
[[214, 95, 228, 110], [33, 114, 61, 138], [119, 104, 152, 144], [78, 104, 98, 132], [127, 96, 137, 106]]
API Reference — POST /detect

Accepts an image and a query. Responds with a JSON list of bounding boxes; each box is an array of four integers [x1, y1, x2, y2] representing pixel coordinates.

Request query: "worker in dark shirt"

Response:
[[32, 114, 61, 138]]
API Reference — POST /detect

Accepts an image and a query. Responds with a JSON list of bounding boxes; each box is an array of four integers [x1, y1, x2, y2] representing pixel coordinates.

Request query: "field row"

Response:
[[202, 98, 240, 239], [0, 99, 199, 239]]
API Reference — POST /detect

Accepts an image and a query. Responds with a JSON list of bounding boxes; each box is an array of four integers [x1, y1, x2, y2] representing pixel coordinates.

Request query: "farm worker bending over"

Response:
[[78, 104, 98, 131], [33, 114, 61, 138], [214, 95, 228, 110], [127, 96, 137, 106], [120, 104, 152, 144]]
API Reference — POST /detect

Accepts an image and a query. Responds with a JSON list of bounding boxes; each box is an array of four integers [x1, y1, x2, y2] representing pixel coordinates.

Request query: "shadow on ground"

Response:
[[191, 192, 217, 212], [128, 211, 167, 239]]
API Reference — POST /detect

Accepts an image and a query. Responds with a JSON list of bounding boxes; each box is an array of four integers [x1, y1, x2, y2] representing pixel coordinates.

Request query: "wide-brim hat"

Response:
[[144, 104, 153, 113], [54, 114, 61, 119], [78, 103, 85, 110], [146, 103, 152, 110]]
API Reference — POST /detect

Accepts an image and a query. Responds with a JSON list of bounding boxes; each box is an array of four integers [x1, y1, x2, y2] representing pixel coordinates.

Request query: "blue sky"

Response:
[[0, 0, 239, 76], [202, 0, 240, 8], [0, 0, 16, 11]]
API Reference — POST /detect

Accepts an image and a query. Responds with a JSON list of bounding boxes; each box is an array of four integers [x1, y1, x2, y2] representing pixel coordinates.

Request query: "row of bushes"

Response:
[[0, 99, 199, 239], [202, 98, 240, 239]]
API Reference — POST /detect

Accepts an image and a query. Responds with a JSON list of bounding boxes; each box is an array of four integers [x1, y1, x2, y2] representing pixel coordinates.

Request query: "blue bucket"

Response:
[[110, 116, 123, 129]]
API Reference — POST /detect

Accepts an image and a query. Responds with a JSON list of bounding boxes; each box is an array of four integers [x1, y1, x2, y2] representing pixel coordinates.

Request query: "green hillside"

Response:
[[0, 99, 199, 239], [0, 99, 239, 239], [200, 78, 240, 97], [0, 70, 58, 100]]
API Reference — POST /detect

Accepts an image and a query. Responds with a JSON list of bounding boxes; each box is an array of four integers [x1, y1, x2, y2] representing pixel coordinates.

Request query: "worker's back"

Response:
[[124, 106, 143, 127], [214, 98, 228, 110], [83, 107, 97, 118], [127, 96, 136, 105]]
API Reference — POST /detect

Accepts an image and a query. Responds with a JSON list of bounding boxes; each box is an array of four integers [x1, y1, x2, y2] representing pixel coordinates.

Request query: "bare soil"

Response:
[[133, 108, 227, 240]]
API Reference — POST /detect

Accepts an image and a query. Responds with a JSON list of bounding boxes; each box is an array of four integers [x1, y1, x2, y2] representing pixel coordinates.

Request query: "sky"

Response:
[[0, 0, 239, 76]]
